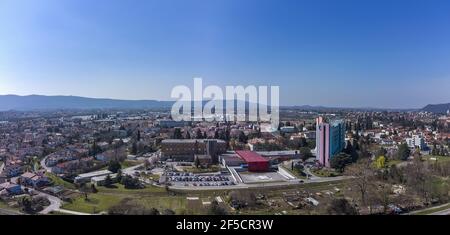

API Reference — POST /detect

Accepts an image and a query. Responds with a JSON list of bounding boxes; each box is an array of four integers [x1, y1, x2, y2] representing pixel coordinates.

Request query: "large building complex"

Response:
[[160, 139, 227, 162], [157, 120, 190, 128], [315, 117, 346, 167]]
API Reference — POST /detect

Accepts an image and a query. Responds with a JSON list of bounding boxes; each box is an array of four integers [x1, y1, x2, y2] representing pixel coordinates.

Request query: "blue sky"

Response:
[[1, 0, 450, 108]]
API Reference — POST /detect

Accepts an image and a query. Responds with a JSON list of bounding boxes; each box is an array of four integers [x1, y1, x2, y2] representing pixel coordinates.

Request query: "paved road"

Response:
[[406, 203, 450, 215], [0, 162, 5, 175], [55, 209, 93, 215], [430, 208, 450, 215], [40, 156, 52, 172], [34, 189, 98, 215], [32, 189, 62, 215]]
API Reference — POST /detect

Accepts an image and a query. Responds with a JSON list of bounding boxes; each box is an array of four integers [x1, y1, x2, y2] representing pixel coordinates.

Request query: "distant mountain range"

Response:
[[0, 94, 448, 113], [0, 95, 173, 111], [422, 103, 450, 114]]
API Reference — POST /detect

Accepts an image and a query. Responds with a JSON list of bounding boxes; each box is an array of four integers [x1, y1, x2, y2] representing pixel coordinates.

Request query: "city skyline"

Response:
[[1, 0, 450, 108]]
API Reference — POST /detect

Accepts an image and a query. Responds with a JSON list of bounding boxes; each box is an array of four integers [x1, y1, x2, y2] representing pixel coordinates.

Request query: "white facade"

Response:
[[406, 135, 426, 150]]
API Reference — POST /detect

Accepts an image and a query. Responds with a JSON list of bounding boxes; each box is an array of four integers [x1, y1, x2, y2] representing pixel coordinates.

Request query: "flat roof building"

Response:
[[235, 150, 270, 172], [74, 169, 112, 184], [160, 139, 227, 162]]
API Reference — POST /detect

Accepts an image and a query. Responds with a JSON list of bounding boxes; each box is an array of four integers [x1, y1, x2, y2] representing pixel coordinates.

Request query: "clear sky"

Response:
[[1, 0, 450, 108]]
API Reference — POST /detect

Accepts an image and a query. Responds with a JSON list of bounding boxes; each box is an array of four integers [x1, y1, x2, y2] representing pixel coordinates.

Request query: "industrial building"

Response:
[[235, 150, 270, 172]]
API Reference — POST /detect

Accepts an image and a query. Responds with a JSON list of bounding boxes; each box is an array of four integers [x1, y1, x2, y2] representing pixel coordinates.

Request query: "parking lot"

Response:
[[166, 172, 236, 187]]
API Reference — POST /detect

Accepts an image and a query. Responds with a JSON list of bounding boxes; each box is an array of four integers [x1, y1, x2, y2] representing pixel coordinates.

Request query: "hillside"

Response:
[[0, 95, 173, 111], [422, 103, 450, 114]]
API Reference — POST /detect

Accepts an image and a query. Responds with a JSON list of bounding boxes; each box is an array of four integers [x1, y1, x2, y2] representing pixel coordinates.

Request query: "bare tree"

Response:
[[404, 157, 431, 203], [368, 183, 392, 214], [345, 159, 375, 207]]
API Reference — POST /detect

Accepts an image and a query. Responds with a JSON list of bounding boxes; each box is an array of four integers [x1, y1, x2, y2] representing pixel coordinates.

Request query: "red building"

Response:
[[235, 150, 270, 172]]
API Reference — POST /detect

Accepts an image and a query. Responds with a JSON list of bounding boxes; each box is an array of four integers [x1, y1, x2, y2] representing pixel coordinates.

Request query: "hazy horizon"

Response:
[[0, 93, 440, 110], [1, 0, 450, 109]]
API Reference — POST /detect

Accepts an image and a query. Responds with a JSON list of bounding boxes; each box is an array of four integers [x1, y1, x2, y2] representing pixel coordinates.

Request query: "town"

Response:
[[1, 108, 449, 215]]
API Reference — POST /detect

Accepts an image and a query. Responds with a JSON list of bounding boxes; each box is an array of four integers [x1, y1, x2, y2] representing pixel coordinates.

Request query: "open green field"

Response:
[[0, 200, 9, 209], [0, 200, 21, 214], [62, 183, 188, 214], [62, 193, 123, 214], [45, 173, 76, 189], [121, 160, 141, 168], [279, 165, 306, 179]]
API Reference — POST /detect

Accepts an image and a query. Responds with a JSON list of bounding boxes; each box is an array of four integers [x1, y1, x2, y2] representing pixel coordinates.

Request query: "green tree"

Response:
[[397, 143, 411, 161], [137, 130, 141, 142], [173, 128, 183, 139], [376, 147, 387, 158], [194, 156, 201, 168], [344, 141, 359, 162], [108, 160, 122, 173], [104, 174, 113, 187], [120, 175, 142, 189], [214, 130, 219, 139], [19, 197, 33, 214], [299, 147, 312, 161], [185, 131, 191, 139], [238, 131, 247, 143], [116, 169, 123, 182], [196, 129, 203, 139], [208, 200, 228, 215], [91, 184, 98, 193], [330, 153, 353, 172], [131, 142, 138, 155]]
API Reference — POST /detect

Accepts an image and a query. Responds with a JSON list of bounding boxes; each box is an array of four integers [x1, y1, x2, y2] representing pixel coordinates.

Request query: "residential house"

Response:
[[19, 172, 50, 188], [0, 182, 23, 195]]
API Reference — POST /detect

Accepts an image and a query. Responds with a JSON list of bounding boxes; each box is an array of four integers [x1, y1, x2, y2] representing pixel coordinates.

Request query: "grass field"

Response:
[[0, 200, 20, 213], [0, 200, 8, 209], [279, 165, 306, 179], [121, 160, 141, 168], [45, 173, 76, 189], [62, 193, 123, 214], [61, 183, 188, 214]]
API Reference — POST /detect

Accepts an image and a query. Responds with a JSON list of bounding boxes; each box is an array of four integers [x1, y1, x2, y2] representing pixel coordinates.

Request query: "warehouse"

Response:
[[235, 150, 270, 172]]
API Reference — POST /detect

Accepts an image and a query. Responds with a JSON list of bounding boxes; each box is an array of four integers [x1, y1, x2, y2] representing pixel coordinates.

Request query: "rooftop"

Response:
[[235, 150, 269, 163], [76, 170, 112, 179], [161, 139, 226, 144]]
